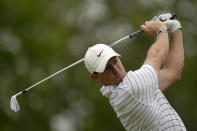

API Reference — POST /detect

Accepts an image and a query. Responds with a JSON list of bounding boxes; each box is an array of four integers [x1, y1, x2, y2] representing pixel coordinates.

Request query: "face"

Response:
[[91, 56, 126, 85]]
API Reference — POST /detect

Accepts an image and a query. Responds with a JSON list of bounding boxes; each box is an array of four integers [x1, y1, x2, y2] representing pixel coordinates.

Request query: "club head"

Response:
[[10, 95, 20, 112]]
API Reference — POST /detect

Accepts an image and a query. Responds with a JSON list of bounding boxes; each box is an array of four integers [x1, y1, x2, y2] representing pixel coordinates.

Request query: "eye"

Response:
[[113, 59, 117, 64], [105, 65, 110, 70], [105, 64, 112, 72]]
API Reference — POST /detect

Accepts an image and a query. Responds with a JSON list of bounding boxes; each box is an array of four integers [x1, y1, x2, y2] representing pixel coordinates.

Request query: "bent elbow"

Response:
[[172, 60, 184, 82], [177, 61, 184, 81], [173, 69, 183, 82], [175, 73, 182, 81]]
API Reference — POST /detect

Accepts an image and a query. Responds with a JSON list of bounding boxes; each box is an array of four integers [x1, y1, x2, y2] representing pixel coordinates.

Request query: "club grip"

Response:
[[129, 13, 177, 38]]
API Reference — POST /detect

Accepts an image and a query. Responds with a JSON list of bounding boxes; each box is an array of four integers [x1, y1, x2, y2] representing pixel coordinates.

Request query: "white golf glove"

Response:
[[163, 19, 182, 33], [153, 13, 182, 33]]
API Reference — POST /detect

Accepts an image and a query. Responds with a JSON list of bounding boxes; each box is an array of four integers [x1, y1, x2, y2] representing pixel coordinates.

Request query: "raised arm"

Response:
[[159, 29, 184, 91], [156, 14, 183, 91], [141, 19, 169, 77]]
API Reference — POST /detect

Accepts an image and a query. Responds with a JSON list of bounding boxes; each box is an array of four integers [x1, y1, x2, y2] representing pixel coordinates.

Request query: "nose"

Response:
[[111, 64, 119, 75]]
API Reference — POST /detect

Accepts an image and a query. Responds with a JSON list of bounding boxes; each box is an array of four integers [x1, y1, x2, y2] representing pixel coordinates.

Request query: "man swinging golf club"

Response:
[[84, 13, 186, 130], [9, 12, 186, 130]]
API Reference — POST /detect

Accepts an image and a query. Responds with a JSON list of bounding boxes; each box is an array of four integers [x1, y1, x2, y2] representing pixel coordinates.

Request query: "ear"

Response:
[[90, 73, 98, 80]]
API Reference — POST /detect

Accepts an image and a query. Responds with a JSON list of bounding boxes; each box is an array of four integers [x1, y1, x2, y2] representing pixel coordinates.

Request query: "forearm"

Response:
[[141, 19, 169, 75], [145, 32, 169, 73], [162, 29, 184, 80]]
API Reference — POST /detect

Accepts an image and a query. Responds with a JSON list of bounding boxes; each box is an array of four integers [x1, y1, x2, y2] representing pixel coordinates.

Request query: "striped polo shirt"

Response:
[[100, 64, 186, 131]]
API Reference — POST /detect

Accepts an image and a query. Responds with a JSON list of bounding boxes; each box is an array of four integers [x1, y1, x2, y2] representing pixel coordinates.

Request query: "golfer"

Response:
[[84, 13, 186, 131]]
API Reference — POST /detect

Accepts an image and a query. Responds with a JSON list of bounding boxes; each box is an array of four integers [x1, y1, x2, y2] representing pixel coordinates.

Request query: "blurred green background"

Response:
[[0, 0, 197, 130]]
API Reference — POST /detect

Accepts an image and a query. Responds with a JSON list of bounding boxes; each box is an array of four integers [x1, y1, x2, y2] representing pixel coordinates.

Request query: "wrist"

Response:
[[157, 29, 168, 36]]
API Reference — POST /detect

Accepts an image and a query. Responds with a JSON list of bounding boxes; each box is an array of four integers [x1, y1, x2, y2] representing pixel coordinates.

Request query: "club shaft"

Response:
[[109, 35, 130, 47], [15, 29, 144, 96]]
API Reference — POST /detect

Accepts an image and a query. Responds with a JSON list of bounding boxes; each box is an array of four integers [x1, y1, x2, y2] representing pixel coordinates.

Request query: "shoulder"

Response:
[[140, 64, 157, 75], [127, 64, 158, 82]]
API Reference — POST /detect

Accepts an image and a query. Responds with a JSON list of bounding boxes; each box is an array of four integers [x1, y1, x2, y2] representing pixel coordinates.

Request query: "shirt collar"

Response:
[[100, 85, 116, 97]]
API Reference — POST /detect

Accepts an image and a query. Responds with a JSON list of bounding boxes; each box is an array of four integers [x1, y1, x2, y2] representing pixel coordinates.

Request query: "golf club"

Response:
[[10, 13, 176, 112]]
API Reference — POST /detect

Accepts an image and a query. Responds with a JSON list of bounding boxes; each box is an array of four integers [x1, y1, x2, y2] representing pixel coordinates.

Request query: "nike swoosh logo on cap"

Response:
[[97, 49, 104, 57]]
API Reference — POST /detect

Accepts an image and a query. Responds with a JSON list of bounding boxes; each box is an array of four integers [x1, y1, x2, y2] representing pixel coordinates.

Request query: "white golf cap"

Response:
[[84, 44, 120, 74]]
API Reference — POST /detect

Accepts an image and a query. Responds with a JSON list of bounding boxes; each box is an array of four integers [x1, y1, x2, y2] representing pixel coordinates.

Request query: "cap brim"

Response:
[[95, 53, 120, 73]]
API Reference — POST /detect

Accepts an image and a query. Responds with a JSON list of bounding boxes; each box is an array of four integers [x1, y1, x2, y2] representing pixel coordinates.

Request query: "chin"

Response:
[[105, 73, 126, 85], [112, 78, 123, 85], [114, 73, 125, 84]]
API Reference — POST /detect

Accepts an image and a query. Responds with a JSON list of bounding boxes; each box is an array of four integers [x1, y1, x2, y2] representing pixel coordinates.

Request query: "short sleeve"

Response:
[[126, 64, 159, 103], [140, 64, 159, 87]]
